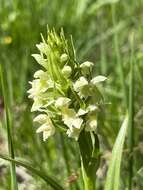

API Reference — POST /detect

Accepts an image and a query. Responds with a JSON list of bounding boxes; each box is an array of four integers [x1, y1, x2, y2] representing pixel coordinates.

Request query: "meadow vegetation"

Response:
[[0, 0, 143, 189]]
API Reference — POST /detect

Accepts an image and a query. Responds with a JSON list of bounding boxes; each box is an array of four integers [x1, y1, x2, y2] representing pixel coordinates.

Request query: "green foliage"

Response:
[[105, 114, 128, 190], [0, 154, 64, 190], [0, 0, 142, 189], [0, 64, 18, 190]]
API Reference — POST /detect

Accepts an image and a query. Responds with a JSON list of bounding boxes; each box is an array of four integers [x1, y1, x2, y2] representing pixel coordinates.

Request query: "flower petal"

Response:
[[55, 97, 71, 109], [91, 75, 107, 85], [33, 114, 48, 124]]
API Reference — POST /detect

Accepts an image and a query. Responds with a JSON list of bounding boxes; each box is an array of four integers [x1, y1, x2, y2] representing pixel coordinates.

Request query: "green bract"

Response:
[[28, 29, 107, 141]]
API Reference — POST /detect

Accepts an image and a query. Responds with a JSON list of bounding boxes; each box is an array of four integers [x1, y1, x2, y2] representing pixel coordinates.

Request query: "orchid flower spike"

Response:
[[28, 29, 107, 141]]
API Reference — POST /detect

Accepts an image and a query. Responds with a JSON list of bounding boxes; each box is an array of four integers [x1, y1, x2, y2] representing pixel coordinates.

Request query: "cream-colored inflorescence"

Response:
[[28, 29, 107, 141]]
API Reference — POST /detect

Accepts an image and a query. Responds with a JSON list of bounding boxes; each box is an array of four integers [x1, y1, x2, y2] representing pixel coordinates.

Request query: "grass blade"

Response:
[[0, 154, 64, 190], [105, 114, 128, 190], [0, 63, 18, 190], [128, 33, 135, 190], [111, 4, 128, 107]]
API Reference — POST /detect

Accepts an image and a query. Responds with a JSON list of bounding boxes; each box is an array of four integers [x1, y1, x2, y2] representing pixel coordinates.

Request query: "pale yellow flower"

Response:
[[28, 79, 44, 99], [62, 108, 83, 129], [28, 29, 107, 141], [73, 77, 88, 92], [34, 114, 55, 141], [66, 127, 82, 141], [85, 105, 98, 132], [80, 61, 94, 75], [85, 114, 97, 132], [73, 77, 89, 97]]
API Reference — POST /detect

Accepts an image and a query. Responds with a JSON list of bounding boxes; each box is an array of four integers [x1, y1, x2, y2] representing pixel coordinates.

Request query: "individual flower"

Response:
[[85, 114, 97, 132], [85, 105, 98, 132], [55, 97, 83, 140], [62, 108, 83, 129], [66, 126, 82, 141], [73, 77, 89, 98], [85, 115, 97, 132], [34, 114, 55, 141], [80, 61, 94, 75]]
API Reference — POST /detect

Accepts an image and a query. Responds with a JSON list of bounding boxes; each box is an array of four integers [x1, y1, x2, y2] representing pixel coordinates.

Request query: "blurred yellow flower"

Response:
[[3, 36, 12, 44]]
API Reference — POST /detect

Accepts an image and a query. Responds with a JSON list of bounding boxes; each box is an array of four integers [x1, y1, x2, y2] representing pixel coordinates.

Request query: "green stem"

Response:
[[128, 33, 134, 190], [81, 158, 95, 190], [78, 132, 100, 190], [0, 64, 18, 190]]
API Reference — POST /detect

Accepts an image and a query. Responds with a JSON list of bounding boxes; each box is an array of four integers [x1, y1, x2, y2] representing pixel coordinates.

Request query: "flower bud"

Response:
[[60, 53, 68, 62], [62, 65, 72, 78]]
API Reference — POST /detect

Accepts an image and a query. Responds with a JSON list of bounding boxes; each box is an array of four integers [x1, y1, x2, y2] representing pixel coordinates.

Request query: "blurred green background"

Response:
[[0, 0, 143, 189]]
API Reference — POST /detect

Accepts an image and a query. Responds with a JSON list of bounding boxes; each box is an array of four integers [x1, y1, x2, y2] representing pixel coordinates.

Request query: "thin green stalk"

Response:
[[100, 42, 107, 75], [0, 154, 64, 190], [80, 159, 96, 190], [0, 63, 18, 190], [128, 33, 135, 190], [60, 134, 71, 175], [111, 5, 128, 107], [60, 134, 73, 190]]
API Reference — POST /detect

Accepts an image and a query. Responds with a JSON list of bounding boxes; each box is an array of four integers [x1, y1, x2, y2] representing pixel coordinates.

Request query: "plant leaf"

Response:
[[0, 64, 18, 190], [105, 114, 128, 190], [0, 154, 64, 190]]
